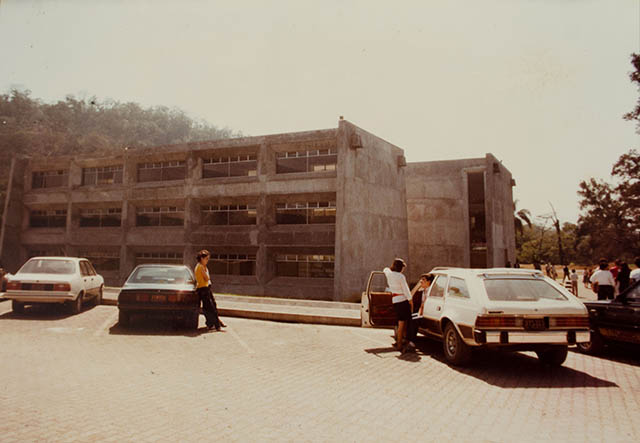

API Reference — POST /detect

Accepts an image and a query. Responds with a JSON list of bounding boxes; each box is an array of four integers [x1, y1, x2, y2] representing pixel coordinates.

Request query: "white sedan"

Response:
[[363, 267, 590, 366], [4, 257, 104, 314]]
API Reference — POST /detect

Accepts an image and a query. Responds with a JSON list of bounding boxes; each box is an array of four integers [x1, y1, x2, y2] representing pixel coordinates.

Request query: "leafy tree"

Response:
[[514, 199, 532, 251], [623, 53, 640, 133], [0, 88, 241, 219]]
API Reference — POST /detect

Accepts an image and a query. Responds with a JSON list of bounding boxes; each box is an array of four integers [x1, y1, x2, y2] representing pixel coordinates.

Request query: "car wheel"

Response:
[[118, 310, 130, 327], [185, 312, 199, 330], [95, 285, 103, 306], [12, 300, 24, 314], [442, 322, 472, 365], [536, 346, 568, 366], [576, 331, 604, 355], [70, 293, 83, 315]]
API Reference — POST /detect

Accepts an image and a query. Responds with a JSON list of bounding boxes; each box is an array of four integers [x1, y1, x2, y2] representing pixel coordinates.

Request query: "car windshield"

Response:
[[483, 278, 567, 302], [20, 259, 76, 275], [128, 266, 193, 285]]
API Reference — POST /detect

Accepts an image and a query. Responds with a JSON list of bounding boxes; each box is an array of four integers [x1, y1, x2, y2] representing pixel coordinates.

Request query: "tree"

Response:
[[514, 199, 532, 251], [623, 53, 640, 133]]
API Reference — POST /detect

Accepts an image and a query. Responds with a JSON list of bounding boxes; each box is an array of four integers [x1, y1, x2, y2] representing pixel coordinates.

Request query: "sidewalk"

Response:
[[102, 288, 362, 327]]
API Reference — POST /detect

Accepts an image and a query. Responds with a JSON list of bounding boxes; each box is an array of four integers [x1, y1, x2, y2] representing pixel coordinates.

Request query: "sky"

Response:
[[0, 0, 639, 224]]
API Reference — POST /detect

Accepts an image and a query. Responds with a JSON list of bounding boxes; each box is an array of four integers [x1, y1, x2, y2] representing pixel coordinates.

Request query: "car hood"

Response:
[[9, 273, 74, 283], [482, 298, 587, 315], [121, 283, 195, 292]]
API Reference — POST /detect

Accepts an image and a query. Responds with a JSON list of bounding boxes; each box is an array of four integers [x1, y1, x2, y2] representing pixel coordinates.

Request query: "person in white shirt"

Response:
[[629, 257, 640, 285], [590, 260, 616, 300], [569, 269, 579, 296], [383, 258, 412, 353]]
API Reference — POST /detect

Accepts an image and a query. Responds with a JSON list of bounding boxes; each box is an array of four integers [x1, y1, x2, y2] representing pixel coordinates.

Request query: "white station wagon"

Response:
[[4, 257, 104, 314], [362, 267, 590, 366]]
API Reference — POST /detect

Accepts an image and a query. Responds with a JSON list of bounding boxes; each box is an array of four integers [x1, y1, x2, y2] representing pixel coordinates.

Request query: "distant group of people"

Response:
[[588, 257, 640, 301]]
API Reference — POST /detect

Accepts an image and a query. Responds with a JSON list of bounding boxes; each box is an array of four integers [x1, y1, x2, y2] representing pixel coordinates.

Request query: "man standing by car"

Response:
[[590, 259, 616, 300], [569, 269, 579, 296]]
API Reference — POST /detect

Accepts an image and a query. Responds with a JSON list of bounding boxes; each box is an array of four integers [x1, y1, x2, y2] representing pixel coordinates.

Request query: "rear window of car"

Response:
[[20, 259, 76, 275], [128, 267, 193, 285], [483, 278, 567, 301]]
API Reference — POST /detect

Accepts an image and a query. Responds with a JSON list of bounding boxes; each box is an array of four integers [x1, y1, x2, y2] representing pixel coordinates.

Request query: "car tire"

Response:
[[95, 285, 103, 306], [119, 310, 130, 327], [70, 293, 83, 315], [536, 346, 568, 366], [576, 330, 604, 355], [443, 322, 472, 366], [12, 300, 24, 314], [185, 312, 199, 330]]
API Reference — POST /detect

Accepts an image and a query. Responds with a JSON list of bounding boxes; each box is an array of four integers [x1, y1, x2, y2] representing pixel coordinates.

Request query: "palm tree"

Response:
[[514, 200, 533, 237]]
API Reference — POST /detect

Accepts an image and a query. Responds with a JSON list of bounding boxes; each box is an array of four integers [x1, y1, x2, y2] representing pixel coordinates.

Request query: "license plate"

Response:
[[524, 318, 546, 331], [151, 295, 167, 303]]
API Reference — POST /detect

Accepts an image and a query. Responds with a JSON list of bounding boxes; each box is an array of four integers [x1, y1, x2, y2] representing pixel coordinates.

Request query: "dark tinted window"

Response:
[[127, 266, 193, 285]]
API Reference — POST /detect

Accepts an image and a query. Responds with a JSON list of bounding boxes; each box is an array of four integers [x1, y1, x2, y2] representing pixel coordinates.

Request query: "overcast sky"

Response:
[[1, 0, 638, 223]]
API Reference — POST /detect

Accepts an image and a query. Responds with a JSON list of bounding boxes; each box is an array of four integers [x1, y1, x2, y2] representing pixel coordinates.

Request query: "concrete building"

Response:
[[0, 119, 515, 302], [405, 155, 516, 284], [0, 119, 409, 302]]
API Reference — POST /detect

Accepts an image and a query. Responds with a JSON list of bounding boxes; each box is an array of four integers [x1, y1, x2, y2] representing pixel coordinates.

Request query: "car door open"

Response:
[[366, 271, 396, 327]]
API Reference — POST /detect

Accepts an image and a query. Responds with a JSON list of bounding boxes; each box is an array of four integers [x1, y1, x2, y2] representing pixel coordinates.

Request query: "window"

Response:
[[203, 155, 257, 178], [447, 277, 470, 298], [201, 204, 257, 225], [82, 166, 123, 186], [275, 202, 336, 224], [429, 276, 447, 297], [468, 171, 486, 268], [29, 209, 67, 228], [276, 149, 337, 174], [275, 254, 334, 278], [136, 207, 184, 227], [210, 254, 256, 276], [137, 161, 186, 182], [135, 252, 183, 266], [79, 251, 120, 272], [19, 259, 76, 275], [484, 278, 567, 302], [79, 208, 122, 227], [32, 170, 68, 189]]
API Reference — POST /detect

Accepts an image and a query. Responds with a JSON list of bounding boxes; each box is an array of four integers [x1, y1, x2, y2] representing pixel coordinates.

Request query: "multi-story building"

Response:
[[0, 118, 516, 302], [0, 119, 409, 301]]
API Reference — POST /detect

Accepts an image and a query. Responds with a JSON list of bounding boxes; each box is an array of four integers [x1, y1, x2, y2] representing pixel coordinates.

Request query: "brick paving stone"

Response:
[[0, 301, 639, 442]]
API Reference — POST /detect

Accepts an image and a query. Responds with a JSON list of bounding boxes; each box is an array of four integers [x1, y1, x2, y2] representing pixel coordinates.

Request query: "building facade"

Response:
[[0, 119, 516, 302], [405, 155, 516, 284], [0, 119, 409, 302]]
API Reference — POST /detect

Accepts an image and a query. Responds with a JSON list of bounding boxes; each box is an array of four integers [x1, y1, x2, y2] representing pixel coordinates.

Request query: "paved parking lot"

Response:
[[0, 299, 639, 442]]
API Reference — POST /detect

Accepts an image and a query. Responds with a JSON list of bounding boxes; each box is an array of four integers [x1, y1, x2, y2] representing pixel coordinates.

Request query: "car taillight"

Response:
[[136, 294, 149, 302], [6, 281, 21, 290], [53, 283, 71, 291], [168, 294, 177, 303], [549, 316, 589, 328], [475, 316, 519, 328]]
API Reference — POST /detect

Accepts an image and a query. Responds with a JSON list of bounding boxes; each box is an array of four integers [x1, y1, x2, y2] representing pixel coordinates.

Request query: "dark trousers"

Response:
[[197, 286, 221, 328], [597, 285, 614, 300]]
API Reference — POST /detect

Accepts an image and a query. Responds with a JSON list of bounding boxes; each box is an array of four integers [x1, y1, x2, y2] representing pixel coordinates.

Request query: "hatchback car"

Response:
[[5, 257, 104, 314], [117, 264, 200, 329], [577, 279, 640, 354], [363, 267, 590, 366]]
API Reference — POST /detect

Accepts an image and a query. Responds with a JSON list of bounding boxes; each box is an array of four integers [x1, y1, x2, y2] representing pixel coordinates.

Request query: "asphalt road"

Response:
[[0, 299, 639, 442]]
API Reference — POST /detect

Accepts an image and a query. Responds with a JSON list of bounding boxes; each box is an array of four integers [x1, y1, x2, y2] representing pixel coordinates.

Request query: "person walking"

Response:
[[617, 262, 631, 293], [590, 259, 615, 300], [562, 265, 570, 283], [631, 257, 640, 284], [569, 269, 579, 296], [194, 249, 226, 331], [383, 258, 412, 353]]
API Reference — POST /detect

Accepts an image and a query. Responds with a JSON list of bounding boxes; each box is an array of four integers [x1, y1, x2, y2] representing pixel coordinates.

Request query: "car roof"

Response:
[[428, 267, 545, 279], [28, 256, 85, 262]]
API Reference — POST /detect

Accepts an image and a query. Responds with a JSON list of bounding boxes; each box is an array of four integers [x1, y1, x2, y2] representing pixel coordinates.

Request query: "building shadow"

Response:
[[404, 337, 618, 389], [108, 315, 220, 337], [0, 302, 99, 321]]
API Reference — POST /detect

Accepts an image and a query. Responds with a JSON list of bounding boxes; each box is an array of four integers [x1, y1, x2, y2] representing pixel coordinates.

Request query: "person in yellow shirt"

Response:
[[195, 249, 226, 331]]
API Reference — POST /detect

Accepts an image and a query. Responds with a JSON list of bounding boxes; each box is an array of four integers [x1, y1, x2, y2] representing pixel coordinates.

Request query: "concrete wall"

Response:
[[405, 155, 515, 283], [334, 120, 409, 302]]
